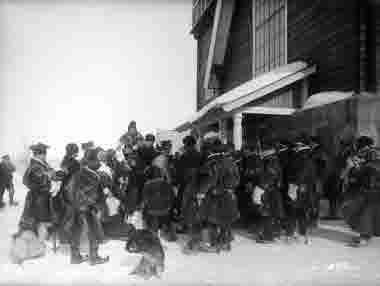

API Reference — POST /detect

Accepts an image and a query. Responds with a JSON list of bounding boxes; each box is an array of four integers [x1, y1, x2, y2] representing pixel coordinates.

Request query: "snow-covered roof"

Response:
[[190, 61, 314, 123], [301, 91, 355, 111]]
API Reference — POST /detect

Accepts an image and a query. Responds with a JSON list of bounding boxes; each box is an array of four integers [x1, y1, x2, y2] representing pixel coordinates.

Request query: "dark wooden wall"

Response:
[[220, 0, 253, 94], [368, 4, 380, 93], [196, 21, 213, 110], [196, 0, 252, 110], [287, 0, 361, 94]]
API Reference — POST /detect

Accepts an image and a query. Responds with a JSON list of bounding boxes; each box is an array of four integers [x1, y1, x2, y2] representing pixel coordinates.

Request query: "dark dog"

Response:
[[126, 229, 165, 279]]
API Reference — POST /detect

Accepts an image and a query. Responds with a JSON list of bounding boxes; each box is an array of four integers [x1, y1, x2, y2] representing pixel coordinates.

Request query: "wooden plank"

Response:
[[204, 0, 223, 89], [213, 0, 236, 66]]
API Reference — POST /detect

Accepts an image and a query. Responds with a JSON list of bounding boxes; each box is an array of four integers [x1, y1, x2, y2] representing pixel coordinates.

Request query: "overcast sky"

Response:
[[0, 0, 196, 159]]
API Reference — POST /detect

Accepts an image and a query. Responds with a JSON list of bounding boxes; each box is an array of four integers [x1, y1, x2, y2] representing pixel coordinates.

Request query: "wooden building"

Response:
[[177, 0, 380, 154]]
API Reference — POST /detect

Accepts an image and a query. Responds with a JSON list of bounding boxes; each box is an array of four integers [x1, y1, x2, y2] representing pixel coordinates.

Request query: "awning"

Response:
[[299, 91, 355, 111], [189, 61, 316, 123], [243, 106, 296, 115]]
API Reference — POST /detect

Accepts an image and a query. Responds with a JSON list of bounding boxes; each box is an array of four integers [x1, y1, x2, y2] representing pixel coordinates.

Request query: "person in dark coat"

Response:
[[138, 134, 159, 169], [199, 144, 240, 251], [175, 135, 202, 221], [19, 143, 55, 241], [105, 149, 140, 216], [51, 143, 81, 243], [181, 167, 204, 252], [253, 172, 278, 243], [64, 148, 109, 265], [118, 121, 143, 151], [283, 143, 317, 244], [0, 154, 17, 207], [141, 166, 176, 241], [342, 144, 380, 247], [237, 148, 264, 230]]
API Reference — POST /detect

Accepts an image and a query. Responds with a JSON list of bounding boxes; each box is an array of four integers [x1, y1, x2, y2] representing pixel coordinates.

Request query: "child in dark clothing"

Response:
[[142, 166, 176, 241]]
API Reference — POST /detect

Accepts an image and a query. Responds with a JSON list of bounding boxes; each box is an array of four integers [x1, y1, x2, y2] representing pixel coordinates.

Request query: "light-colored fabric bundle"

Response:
[[252, 186, 265, 205]]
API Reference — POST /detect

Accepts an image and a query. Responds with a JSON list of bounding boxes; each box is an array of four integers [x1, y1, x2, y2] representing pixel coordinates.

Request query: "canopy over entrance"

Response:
[[300, 91, 355, 111]]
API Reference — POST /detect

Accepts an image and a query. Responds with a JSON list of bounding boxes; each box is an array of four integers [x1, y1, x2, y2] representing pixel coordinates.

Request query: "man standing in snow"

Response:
[[65, 149, 109, 265]]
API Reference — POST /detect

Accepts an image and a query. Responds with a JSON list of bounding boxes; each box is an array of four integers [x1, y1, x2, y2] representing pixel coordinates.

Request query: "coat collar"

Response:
[[31, 156, 51, 169]]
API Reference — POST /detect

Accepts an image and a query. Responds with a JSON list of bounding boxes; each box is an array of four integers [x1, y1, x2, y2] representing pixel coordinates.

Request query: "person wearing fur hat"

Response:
[[64, 148, 109, 265], [0, 154, 17, 207], [18, 143, 56, 242], [198, 145, 240, 251]]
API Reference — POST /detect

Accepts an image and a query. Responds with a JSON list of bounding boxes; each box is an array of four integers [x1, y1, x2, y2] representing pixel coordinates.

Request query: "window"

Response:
[[253, 0, 287, 77]]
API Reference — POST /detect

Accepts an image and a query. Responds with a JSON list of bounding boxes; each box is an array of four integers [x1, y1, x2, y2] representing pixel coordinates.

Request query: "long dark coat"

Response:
[[199, 155, 240, 226], [181, 168, 203, 226], [109, 159, 139, 215], [62, 166, 105, 243], [50, 156, 80, 242], [176, 148, 202, 218], [19, 158, 53, 231], [284, 153, 318, 225], [0, 160, 15, 187], [142, 178, 175, 217], [341, 160, 380, 237]]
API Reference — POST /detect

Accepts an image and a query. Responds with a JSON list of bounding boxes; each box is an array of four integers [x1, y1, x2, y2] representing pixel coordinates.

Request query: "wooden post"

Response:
[[233, 113, 243, 151], [219, 119, 228, 144], [300, 78, 309, 107]]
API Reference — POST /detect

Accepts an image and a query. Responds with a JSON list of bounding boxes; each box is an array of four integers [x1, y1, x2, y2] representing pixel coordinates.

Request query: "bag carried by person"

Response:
[[9, 230, 46, 265], [252, 186, 265, 205], [126, 210, 145, 230]]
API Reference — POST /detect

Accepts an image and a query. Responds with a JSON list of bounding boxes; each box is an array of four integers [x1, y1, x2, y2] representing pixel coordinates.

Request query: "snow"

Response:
[[0, 174, 380, 286], [301, 91, 355, 111], [189, 61, 310, 123]]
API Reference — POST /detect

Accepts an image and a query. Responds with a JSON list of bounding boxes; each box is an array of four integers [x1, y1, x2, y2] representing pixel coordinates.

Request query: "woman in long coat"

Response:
[[19, 143, 55, 240]]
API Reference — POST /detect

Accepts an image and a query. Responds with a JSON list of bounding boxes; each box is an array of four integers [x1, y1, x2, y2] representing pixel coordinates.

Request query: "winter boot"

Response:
[[70, 250, 89, 265], [89, 247, 109, 266], [198, 228, 219, 253]]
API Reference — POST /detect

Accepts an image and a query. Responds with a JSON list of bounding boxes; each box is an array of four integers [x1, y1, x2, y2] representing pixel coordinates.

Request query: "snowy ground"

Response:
[[0, 175, 380, 286]]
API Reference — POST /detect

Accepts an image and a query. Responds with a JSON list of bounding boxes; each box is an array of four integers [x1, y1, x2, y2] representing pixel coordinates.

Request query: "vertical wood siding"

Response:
[[220, 0, 253, 94], [287, 0, 360, 94]]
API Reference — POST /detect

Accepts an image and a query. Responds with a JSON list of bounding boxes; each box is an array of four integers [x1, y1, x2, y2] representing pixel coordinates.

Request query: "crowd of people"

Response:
[[6, 120, 380, 269]]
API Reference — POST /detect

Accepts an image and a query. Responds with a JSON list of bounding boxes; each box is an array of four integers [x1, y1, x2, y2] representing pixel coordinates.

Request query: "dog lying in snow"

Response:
[[125, 229, 165, 279]]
